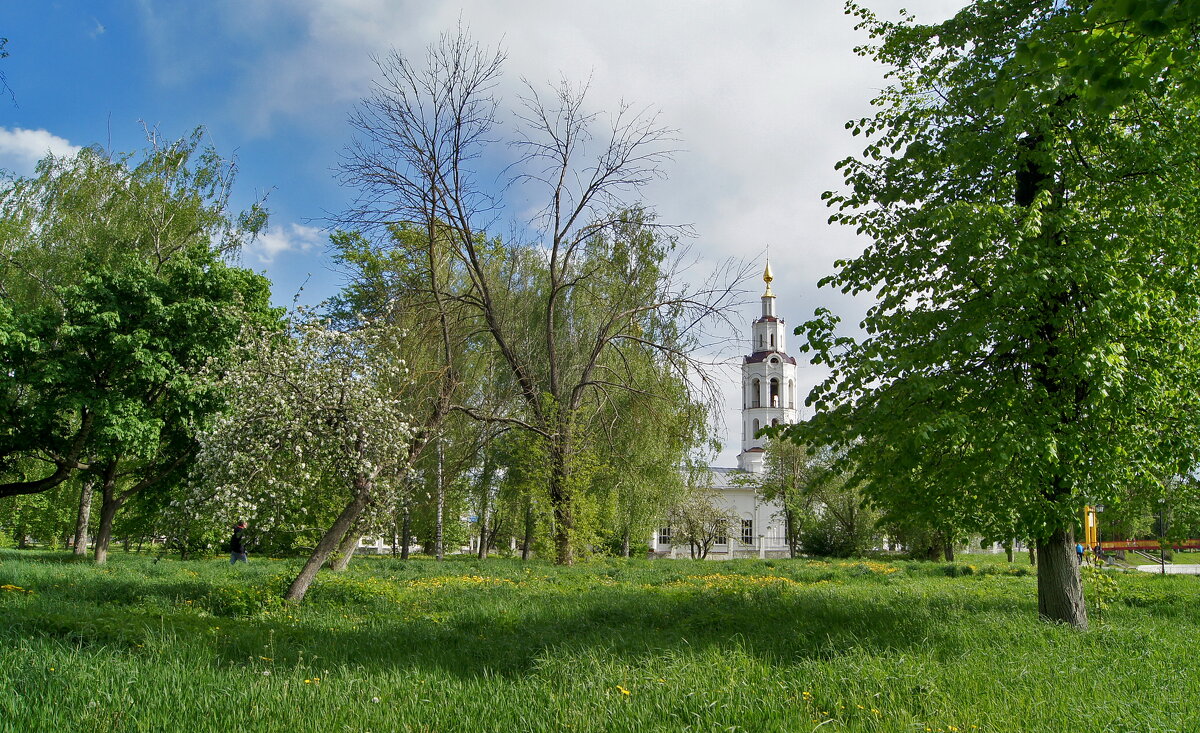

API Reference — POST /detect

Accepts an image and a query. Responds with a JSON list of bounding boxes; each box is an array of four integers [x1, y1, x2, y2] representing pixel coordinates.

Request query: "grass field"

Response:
[[2, 550, 1198, 732]]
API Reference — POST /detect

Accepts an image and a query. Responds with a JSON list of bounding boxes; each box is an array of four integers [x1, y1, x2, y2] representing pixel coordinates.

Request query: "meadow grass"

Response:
[[1, 550, 1197, 732]]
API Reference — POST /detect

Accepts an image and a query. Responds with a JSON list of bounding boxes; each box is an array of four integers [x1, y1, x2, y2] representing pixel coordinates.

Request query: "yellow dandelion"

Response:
[[616, 685, 631, 696]]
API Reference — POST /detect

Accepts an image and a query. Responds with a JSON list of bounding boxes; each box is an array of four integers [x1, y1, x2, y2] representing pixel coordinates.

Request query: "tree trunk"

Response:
[[392, 505, 401, 559], [1004, 539, 1014, 563], [521, 497, 535, 561], [942, 539, 954, 562], [93, 495, 119, 566], [784, 508, 797, 559], [435, 441, 445, 561], [548, 440, 574, 565], [1029, 546, 1037, 566], [1036, 526, 1088, 629], [329, 525, 363, 572], [285, 484, 372, 603], [400, 504, 412, 560], [475, 453, 495, 560], [621, 528, 631, 559]]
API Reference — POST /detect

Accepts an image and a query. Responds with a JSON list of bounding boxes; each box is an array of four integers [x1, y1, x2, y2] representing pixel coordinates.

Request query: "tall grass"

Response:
[[1, 550, 1196, 732]]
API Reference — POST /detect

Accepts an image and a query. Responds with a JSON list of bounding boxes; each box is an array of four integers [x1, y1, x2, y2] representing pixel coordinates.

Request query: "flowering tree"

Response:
[[190, 313, 413, 602]]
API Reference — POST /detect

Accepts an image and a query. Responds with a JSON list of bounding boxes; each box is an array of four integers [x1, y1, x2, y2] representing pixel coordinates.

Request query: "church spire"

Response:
[[763, 258, 774, 297]]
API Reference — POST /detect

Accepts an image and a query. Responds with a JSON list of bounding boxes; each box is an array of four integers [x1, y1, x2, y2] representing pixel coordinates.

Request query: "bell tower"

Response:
[[737, 259, 798, 473]]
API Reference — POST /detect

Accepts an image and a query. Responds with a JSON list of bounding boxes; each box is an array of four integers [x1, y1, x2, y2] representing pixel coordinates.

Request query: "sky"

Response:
[[1, 0, 968, 464]]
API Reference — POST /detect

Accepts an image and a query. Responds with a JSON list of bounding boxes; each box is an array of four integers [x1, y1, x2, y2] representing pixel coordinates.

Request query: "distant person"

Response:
[[1076, 542, 1084, 564], [1094, 544, 1104, 567], [230, 521, 248, 564]]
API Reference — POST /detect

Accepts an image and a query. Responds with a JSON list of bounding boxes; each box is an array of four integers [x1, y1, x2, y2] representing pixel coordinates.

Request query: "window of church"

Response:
[[659, 527, 671, 546], [751, 378, 761, 408], [752, 418, 760, 436], [770, 333, 775, 348], [741, 519, 754, 544]]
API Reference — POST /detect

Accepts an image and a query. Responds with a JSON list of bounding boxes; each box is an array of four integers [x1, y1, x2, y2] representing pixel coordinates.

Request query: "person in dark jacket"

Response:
[[229, 521, 248, 564]]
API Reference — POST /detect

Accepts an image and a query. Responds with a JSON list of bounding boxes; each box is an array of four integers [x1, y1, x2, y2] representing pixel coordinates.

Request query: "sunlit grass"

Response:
[[1, 550, 1197, 732]]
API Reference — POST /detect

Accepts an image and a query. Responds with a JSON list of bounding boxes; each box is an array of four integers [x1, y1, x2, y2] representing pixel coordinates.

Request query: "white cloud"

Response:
[[243, 223, 323, 265], [143, 0, 970, 462], [0, 128, 82, 176]]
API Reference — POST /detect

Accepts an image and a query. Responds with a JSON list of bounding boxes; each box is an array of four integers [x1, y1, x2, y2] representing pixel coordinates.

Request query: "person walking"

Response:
[[230, 521, 248, 564], [1075, 542, 1084, 565]]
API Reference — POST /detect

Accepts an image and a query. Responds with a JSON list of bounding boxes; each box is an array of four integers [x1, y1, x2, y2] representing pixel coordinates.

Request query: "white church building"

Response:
[[652, 261, 796, 559]]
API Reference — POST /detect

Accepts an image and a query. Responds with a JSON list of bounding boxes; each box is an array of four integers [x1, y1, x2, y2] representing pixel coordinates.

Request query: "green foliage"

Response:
[[1081, 565, 1120, 624], [0, 133, 278, 515], [792, 1, 1200, 552]]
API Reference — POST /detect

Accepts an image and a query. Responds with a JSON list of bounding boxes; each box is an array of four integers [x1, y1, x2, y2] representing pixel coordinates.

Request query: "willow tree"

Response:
[[788, 2, 1200, 627], [338, 30, 744, 564]]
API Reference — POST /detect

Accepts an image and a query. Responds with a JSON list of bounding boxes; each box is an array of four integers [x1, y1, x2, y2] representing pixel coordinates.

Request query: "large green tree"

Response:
[[0, 133, 273, 563], [787, 1, 1200, 627]]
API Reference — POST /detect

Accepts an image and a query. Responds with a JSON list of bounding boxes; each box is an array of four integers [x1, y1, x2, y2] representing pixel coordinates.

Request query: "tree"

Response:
[[755, 440, 816, 558], [787, 1, 1200, 628], [338, 30, 745, 564], [665, 479, 739, 560], [755, 440, 879, 559], [0, 132, 269, 523], [189, 315, 413, 601]]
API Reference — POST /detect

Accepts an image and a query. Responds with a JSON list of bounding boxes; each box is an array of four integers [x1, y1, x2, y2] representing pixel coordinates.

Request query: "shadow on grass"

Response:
[[0, 551, 1036, 679]]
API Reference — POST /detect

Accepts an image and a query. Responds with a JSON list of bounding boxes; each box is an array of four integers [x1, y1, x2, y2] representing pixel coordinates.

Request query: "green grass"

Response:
[[1, 550, 1197, 732]]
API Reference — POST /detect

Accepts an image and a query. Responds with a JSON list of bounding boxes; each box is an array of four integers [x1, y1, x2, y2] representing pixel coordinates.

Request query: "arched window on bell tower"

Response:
[[751, 378, 761, 408], [770, 377, 780, 408], [752, 418, 760, 437], [788, 379, 795, 409]]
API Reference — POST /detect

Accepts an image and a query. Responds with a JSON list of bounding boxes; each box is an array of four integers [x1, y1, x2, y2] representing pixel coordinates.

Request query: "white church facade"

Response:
[[652, 262, 795, 558]]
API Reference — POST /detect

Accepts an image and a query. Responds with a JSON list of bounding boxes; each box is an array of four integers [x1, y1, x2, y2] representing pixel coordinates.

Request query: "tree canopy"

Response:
[[787, 0, 1200, 627]]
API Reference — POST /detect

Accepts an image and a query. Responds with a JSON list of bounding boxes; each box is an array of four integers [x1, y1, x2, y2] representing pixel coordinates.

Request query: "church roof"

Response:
[[744, 351, 797, 365]]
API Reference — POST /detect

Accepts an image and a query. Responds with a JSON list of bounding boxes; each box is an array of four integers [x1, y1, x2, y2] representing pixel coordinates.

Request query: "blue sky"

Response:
[[1, 0, 966, 462]]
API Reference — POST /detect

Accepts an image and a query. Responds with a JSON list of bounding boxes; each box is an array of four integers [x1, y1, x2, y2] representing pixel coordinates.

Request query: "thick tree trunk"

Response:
[[942, 540, 954, 562], [548, 441, 574, 565], [74, 474, 93, 554], [1029, 546, 1037, 566], [93, 496, 119, 565], [285, 485, 372, 603], [1004, 539, 1014, 563], [329, 525, 362, 572], [621, 528, 631, 559], [1036, 526, 1088, 629]]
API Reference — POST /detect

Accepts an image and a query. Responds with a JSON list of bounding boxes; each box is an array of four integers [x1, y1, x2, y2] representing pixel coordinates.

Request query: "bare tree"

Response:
[[667, 483, 740, 560], [338, 28, 747, 565]]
